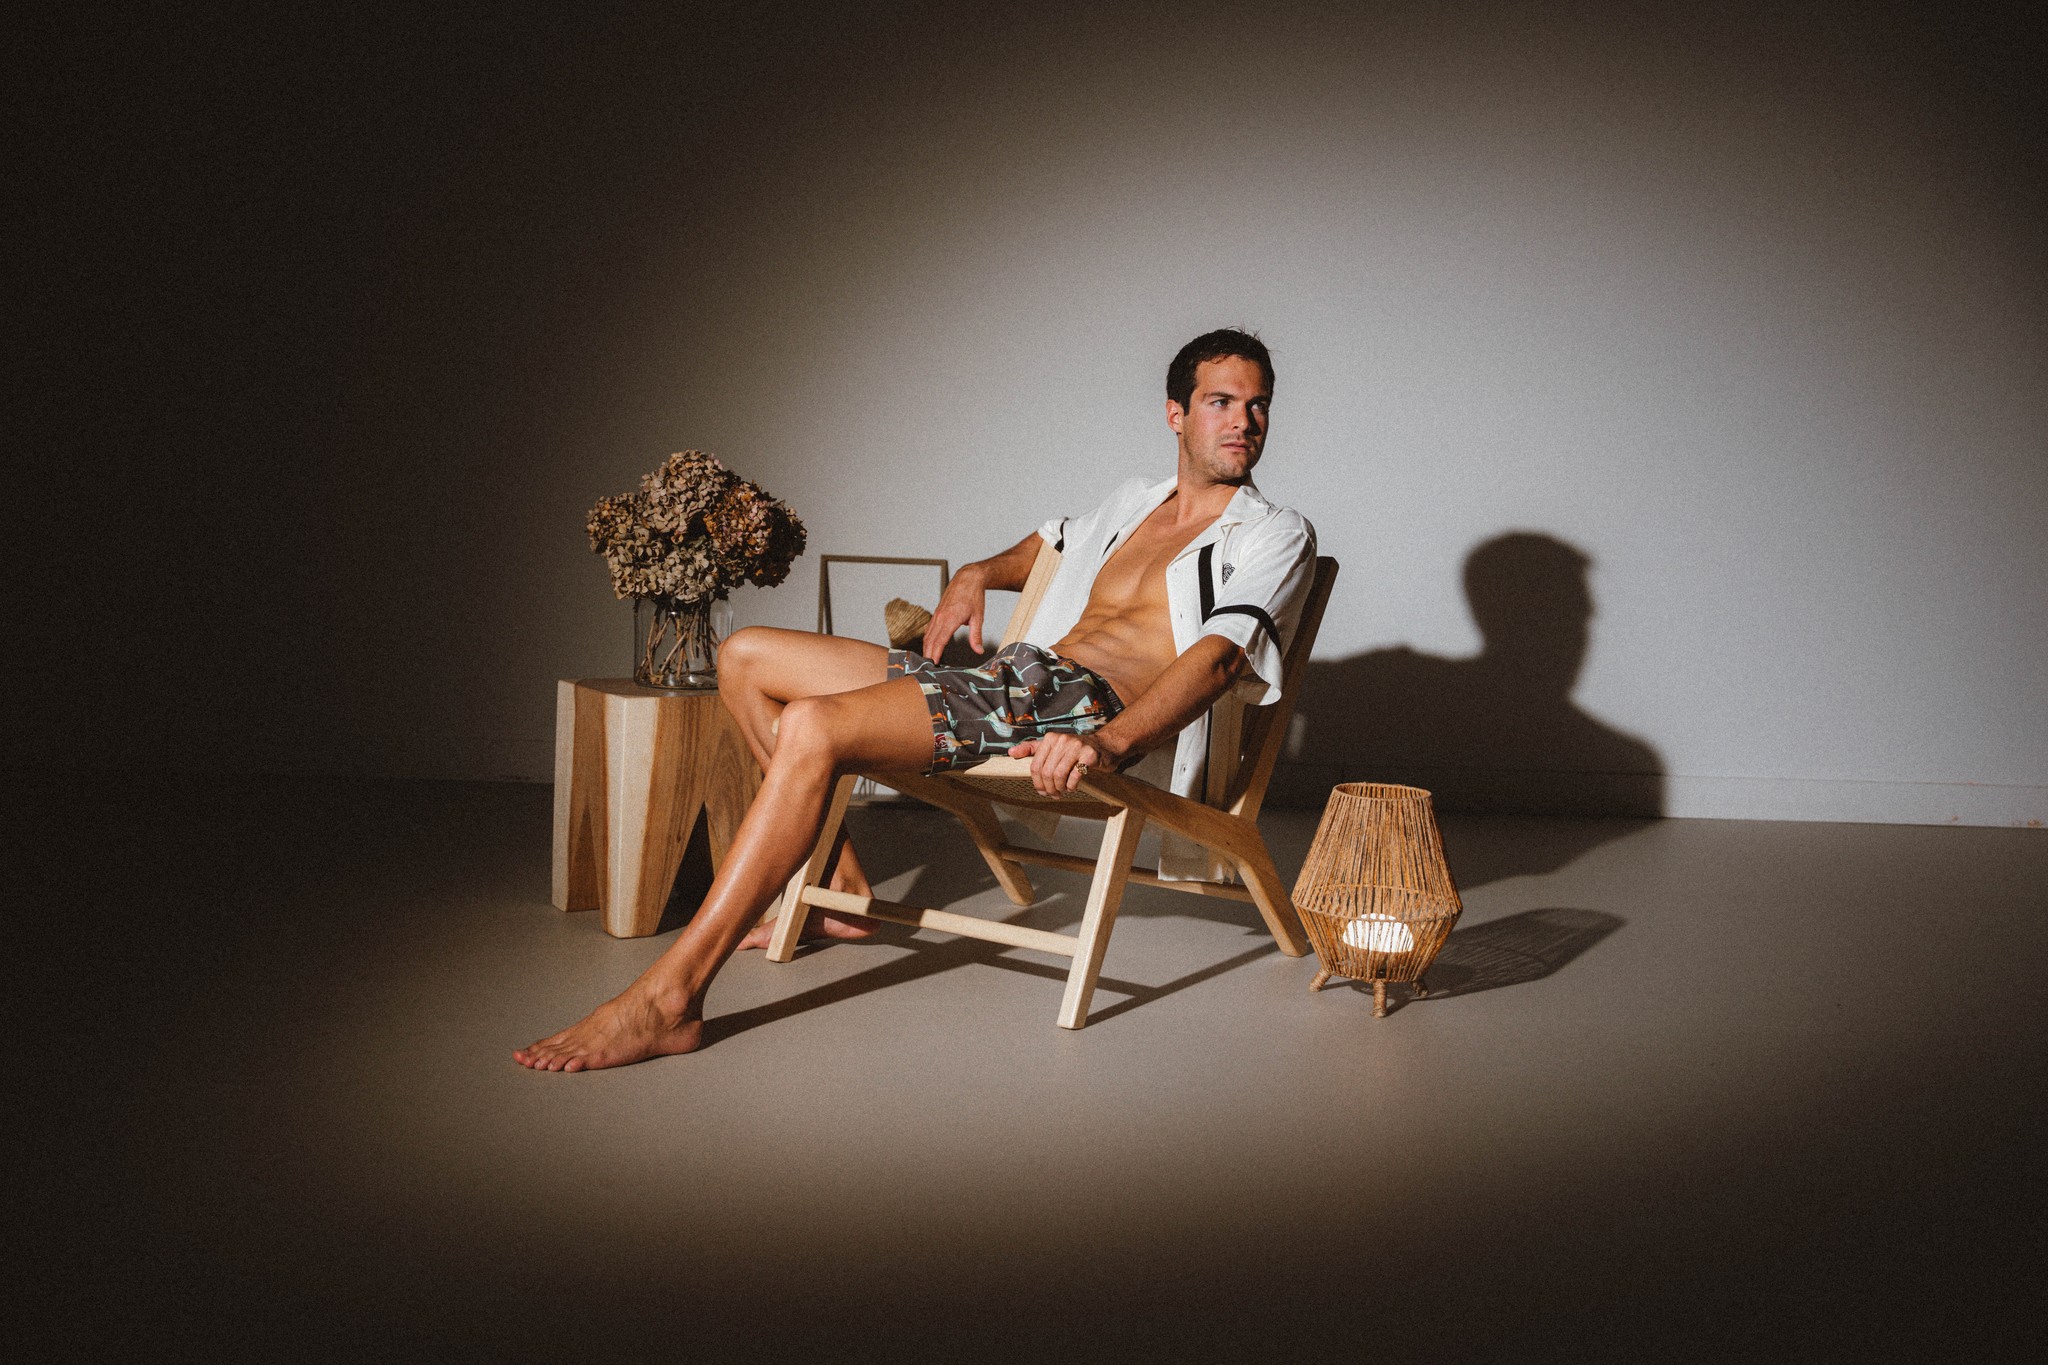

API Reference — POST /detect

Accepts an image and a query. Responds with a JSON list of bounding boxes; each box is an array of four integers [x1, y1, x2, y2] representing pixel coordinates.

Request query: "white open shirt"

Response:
[[1022, 475, 1319, 880]]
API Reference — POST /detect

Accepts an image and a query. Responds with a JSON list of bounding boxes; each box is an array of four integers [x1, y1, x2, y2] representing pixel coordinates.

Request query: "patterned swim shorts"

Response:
[[887, 641, 1126, 775]]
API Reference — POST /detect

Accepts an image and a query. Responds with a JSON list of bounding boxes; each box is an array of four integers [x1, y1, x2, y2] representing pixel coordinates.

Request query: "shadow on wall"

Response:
[[1282, 532, 1666, 873]]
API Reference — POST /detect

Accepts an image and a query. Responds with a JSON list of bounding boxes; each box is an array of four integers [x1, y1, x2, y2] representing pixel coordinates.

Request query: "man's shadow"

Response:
[[1289, 532, 1665, 889]]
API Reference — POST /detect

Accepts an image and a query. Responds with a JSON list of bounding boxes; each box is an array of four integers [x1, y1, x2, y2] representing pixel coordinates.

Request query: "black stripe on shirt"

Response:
[[1197, 544, 1278, 645], [1207, 603, 1279, 646]]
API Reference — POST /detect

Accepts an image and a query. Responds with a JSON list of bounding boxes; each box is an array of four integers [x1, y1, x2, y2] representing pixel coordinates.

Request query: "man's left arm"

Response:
[[1011, 636, 1248, 796], [1192, 517, 1317, 705]]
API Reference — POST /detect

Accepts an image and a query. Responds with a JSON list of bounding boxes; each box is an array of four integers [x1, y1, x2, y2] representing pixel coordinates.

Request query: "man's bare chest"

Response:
[[1090, 516, 1213, 604]]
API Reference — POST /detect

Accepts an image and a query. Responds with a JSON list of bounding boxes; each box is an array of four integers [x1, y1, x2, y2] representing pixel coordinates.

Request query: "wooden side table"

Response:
[[552, 678, 764, 938]]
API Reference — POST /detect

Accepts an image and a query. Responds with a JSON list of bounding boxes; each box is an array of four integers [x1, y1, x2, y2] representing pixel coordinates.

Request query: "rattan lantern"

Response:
[[1292, 783, 1463, 1017]]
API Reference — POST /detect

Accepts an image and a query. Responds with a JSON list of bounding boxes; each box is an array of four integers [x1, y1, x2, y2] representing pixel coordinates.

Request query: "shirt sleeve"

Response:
[[1197, 513, 1318, 705]]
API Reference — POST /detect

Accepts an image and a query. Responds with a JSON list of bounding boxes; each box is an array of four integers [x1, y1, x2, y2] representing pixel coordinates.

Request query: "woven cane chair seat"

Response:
[[947, 768, 1120, 817]]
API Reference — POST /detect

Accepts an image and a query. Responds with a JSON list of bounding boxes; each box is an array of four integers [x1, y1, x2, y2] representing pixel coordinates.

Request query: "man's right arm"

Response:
[[921, 532, 1045, 659]]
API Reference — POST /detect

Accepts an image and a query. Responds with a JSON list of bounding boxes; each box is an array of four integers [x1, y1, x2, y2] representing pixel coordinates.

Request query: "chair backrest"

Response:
[[1221, 556, 1338, 820], [995, 540, 1339, 820], [998, 542, 1063, 649]]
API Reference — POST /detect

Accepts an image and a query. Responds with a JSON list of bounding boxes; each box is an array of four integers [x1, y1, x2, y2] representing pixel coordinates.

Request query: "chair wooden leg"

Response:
[[1056, 808, 1147, 1030], [766, 775, 855, 963], [952, 797, 1037, 906], [1234, 842, 1311, 957], [886, 773, 1036, 906]]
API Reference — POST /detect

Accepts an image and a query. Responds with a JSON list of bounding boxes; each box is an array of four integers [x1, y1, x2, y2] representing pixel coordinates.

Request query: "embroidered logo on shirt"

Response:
[[1221, 562, 1234, 584]]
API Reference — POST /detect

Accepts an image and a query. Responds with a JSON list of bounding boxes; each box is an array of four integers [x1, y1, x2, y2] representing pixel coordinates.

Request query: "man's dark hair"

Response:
[[1167, 328, 1275, 410]]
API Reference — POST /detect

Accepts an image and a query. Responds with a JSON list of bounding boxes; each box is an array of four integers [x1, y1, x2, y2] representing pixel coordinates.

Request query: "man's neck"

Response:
[[1160, 473, 1246, 527]]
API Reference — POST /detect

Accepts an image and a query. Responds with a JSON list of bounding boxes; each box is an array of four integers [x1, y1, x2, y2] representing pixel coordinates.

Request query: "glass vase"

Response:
[[634, 596, 730, 690]]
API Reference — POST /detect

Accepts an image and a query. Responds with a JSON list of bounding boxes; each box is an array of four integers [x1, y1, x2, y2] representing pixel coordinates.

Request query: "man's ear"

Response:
[[1166, 399, 1185, 434]]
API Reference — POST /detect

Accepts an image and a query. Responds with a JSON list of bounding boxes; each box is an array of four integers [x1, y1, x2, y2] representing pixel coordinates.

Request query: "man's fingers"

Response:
[[923, 609, 960, 659], [1000, 737, 1102, 794], [1010, 737, 1097, 796], [1028, 739, 1060, 795]]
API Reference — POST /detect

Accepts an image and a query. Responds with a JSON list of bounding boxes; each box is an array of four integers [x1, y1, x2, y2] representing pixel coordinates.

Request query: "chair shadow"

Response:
[[864, 801, 1280, 940], [1285, 531, 1667, 890], [1318, 906, 1623, 1014], [703, 926, 1279, 1044], [656, 799, 1002, 934]]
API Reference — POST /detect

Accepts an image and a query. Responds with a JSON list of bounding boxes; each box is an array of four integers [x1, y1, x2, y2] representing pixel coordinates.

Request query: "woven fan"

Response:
[[884, 598, 932, 648]]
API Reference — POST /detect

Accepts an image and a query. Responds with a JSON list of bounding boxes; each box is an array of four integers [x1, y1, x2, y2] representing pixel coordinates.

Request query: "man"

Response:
[[515, 329, 1317, 1071]]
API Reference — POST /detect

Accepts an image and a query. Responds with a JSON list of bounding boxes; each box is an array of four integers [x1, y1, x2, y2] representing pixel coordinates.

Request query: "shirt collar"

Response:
[[1217, 480, 1273, 527], [1127, 476, 1271, 531]]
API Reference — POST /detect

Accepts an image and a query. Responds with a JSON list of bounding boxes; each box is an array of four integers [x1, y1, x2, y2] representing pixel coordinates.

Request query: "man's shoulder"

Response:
[[1236, 492, 1317, 552], [1110, 473, 1171, 505], [1067, 474, 1163, 519]]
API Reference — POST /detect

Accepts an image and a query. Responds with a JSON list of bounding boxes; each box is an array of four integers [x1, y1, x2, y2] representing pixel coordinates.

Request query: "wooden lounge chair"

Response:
[[766, 543, 1340, 1028]]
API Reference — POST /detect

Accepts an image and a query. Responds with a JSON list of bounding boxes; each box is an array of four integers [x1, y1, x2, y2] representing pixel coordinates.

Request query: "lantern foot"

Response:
[[1412, 974, 1430, 1000], [1372, 981, 1388, 1018], [1309, 967, 1332, 992]]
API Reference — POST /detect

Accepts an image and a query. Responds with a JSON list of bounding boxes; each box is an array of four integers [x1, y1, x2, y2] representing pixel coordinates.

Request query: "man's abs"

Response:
[[1050, 505, 1214, 700], [1052, 610, 1176, 705]]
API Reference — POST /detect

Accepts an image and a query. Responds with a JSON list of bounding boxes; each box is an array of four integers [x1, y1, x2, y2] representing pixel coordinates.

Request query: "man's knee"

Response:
[[718, 626, 774, 683], [774, 695, 835, 759]]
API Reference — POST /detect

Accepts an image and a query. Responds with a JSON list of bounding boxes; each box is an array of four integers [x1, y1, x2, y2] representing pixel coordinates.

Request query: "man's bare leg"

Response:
[[717, 626, 906, 948], [514, 676, 934, 1071]]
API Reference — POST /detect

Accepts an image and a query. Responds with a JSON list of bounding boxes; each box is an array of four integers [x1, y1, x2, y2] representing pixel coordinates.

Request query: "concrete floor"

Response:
[[22, 776, 2046, 1362]]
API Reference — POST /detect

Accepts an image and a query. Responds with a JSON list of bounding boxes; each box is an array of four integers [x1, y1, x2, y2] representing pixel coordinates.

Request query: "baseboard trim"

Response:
[[1264, 761, 2046, 828]]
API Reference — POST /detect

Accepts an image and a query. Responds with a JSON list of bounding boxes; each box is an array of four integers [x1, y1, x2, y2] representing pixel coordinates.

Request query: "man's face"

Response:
[[1168, 355, 1271, 485]]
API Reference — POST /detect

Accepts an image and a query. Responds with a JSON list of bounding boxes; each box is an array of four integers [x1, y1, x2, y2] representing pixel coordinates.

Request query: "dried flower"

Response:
[[587, 450, 806, 602]]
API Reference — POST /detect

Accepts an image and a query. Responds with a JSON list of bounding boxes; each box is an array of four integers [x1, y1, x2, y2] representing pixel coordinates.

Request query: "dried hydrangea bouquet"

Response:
[[587, 450, 807, 689]]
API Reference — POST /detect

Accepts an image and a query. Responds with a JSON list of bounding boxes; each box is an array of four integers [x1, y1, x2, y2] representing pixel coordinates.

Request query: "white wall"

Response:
[[30, 2, 2045, 826]]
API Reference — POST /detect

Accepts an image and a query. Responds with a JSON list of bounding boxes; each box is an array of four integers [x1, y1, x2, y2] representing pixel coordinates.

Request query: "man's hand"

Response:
[[1009, 730, 1130, 796], [919, 533, 1044, 661], [923, 564, 987, 660]]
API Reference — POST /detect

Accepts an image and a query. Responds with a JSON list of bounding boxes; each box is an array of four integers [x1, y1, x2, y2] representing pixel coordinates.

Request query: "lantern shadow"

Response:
[[1416, 906, 1623, 1002], [1321, 906, 1622, 1012]]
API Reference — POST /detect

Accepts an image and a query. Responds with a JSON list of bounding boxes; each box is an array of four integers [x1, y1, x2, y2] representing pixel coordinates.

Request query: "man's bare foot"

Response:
[[736, 909, 884, 951], [513, 985, 704, 1072]]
